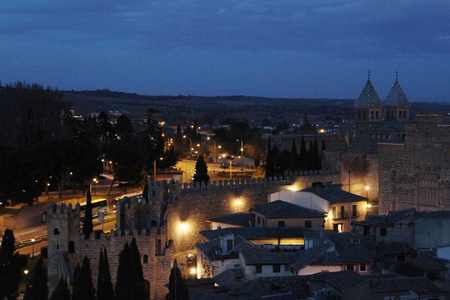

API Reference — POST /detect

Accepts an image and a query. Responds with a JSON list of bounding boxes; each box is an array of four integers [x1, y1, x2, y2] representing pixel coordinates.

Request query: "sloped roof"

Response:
[[196, 235, 253, 261], [250, 200, 325, 218], [369, 277, 444, 296], [213, 268, 249, 293], [208, 213, 251, 226], [238, 276, 309, 299], [301, 186, 367, 203], [240, 247, 298, 265], [307, 270, 365, 292], [384, 80, 410, 107], [200, 227, 312, 241], [354, 79, 382, 108]]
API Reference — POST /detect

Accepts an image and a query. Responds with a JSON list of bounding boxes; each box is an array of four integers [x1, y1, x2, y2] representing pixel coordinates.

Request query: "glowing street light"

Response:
[[90, 178, 98, 195], [154, 157, 163, 181], [183, 135, 192, 157], [237, 139, 244, 157], [31, 238, 35, 257]]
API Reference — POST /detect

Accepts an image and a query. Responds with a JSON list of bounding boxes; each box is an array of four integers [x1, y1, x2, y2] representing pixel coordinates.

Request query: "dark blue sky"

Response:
[[1, 1, 449, 102]]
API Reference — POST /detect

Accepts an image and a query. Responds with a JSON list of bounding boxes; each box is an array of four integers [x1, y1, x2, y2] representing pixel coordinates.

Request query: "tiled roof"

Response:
[[240, 247, 298, 265], [384, 80, 410, 107], [200, 227, 312, 241], [208, 213, 251, 226], [408, 256, 448, 271], [416, 210, 450, 218], [367, 120, 405, 132], [353, 79, 382, 108], [369, 277, 444, 296], [250, 200, 325, 218], [307, 270, 365, 292], [196, 235, 253, 262], [301, 186, 367, 203], [238, 276, 309, 299], [213, 268, 249, 293], [291, 233, 371, 270]]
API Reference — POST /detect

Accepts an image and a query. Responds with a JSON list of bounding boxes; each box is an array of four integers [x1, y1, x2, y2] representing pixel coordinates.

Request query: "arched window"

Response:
[[391, 170, 397, 179], [403, 111, 406, 118], [156, 239, 162, 255], [363, 111, 366, 118], [151, 220, 157, 227], [399, 111, 401, 118], [143, 254, 149, 264], [68, 241, 75, 253], [376, 111, 379, 118], [54, 228, 60, 235], [358, 111, 361, 119], [371, 111, 374, 118]]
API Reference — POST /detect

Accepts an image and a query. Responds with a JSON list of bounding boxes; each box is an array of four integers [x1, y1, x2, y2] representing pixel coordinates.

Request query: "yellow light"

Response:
[[327, 213, 333, 220], [190, 268, 197, 275], [183, 135, 186, 138], [367, 204, 372, 208], [365, 186, 370, 191], [24, 270, 29, 275], [207, 137, 210, 140], [197, 144, 200, 147], [31, 238, 35, 242], [319, 129, 326, 133], [179, 223, 188, 232], [287, 185, 298, 191]]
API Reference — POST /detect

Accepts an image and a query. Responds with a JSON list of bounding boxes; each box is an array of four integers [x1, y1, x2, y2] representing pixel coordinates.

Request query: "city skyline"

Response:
[[0, 1, 449, 102]]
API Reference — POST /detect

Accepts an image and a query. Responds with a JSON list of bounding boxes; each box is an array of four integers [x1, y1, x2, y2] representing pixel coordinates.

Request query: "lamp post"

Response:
[[154, 157, 163, 181], [183, 135, 192, 158], [46, 182, 50, 201], [31, 238, 35, 257], [237, 139, 244, 157], [90, 178, 98, 195], [365, 186, 370, 200]]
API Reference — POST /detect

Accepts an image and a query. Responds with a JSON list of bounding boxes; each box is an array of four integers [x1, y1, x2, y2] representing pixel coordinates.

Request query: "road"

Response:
[[176, 159, 256, 182]]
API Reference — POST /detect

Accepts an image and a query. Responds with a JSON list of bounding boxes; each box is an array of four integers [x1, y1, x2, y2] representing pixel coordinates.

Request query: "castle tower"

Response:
[[47, 203, 80, 292], [384, 76, 410, 121], [354, 76, 383, 148]]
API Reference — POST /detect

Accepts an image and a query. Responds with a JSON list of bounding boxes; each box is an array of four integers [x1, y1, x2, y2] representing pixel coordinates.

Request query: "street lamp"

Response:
[[90, 178, 98, 195], [154, 157, 163, 181], [237, 139, 244, 157], [183, 135, 192, 158], [31, 238, 35, 257]]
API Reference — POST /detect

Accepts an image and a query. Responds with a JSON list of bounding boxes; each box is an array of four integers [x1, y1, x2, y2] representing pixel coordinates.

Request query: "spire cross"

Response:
[[367, 70, 371, 80], [395, 70, 398, 81]]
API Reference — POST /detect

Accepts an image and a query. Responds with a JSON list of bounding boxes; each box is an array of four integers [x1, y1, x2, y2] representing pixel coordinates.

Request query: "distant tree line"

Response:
[[0, 82, 178, 206], [265, 137, 325, 177]]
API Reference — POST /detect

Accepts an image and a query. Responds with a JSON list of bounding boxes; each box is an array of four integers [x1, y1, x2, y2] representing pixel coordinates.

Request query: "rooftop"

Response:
[[208, 213, 251, 227], [353, 79, 382, 108], [250, 200, 325, 218], [384, 79, 410, 107], [200, 227, 313, 241], [301, 186, 367, 203]]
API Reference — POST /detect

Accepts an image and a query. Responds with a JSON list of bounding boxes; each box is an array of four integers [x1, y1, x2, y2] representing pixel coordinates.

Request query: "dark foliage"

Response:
[[23, 257, 48, 300], [166, 260, 189, 300], [72, 256, 95, 300], [193, 156, 210, 184], [82, 190, 93, 239], [49, 278, 70, 300], [97, 248, 114, 300], [0, 229, 21, 300]]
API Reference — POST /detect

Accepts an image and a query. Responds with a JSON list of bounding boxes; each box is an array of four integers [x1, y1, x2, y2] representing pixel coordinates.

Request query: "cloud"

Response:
[[0, 0, 448, 58]]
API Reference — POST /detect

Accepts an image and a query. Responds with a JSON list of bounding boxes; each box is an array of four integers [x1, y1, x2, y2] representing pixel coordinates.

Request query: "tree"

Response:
[[265, 138, 274, 178], [166, 260, 189, 300], [0, 229, 21, 300], [289, 139, 298, 172], [23, 257, 48, 300], [193, 156, 210, 184], [49, 278, 70, 300], [97, 248, 114, 300], [82, 190, 93, 239], [299, 136, 307, 173], [115, 238, 146, 300], [72, 256, 95, 300]]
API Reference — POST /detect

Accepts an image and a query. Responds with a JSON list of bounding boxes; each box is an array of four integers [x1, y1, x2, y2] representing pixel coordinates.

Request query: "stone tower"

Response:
[[47, 202, 80, 292], [354, 77, 383, 149], [384, 77, 410, 122]]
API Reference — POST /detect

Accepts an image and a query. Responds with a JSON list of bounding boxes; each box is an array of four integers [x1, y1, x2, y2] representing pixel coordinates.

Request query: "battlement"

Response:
[[47, 202, 80, 215]]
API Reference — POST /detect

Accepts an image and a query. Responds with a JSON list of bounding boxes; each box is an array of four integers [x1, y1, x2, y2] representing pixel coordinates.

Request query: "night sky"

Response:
[[1, 1, 449, 102]]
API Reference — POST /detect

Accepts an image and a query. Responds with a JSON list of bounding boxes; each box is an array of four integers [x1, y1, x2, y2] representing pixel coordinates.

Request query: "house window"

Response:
[[352, 205, 357, 217], [54, 228, 60, 235], [284, 265, 290, 272], [255, 265, 262, 273], [257, 216, 261, 225], [346, 264, 354, 271], [380, 228, 387, 236], [332, 207, 336, 219], [364, 227, 370, 235], [227, 239, 234, 252], [68, 241, 75, 253], [340, 206, 345, 218], [278, 221, 285, 227], [143, 255, 148, 264], [273, 264, 281, 273], [360, 263, 367, 272], [305, 220, 312, 228]]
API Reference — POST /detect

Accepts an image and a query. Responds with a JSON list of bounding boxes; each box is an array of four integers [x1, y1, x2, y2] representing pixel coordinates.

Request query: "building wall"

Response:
[[297, 265, 342, 276], [378, 114, 450, 215], [265, 217, 324, 230], [326, 201, 367, 232], [414, 216, 450, 248], [243, 263, 294, 280]]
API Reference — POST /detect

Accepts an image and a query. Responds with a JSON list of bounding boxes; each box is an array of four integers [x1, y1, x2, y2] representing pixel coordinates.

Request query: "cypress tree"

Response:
[[72, 256, 95, 300], [24, 257, 48, 300], [193, 156, 210, 184], [129, 238, 146, 300], [115, 242, 131, 300], [307, 141, 314, 172], [272, 144, 280, 177], [265, 138, 274, 178], [166, 260, 189, 300], [49, 278, 70, 300], [82, 189, 93, 239], [299, 136, 306, 173], [289, 139, 298, 172], [98, 248, 114, 300], [313, 137, 320, 171], [0, 229, 21, 300]]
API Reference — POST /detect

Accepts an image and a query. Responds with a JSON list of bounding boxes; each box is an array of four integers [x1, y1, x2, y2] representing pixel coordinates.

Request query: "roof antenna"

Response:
[[367, 70, 371, 80], [395, 70, 398, 82]]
